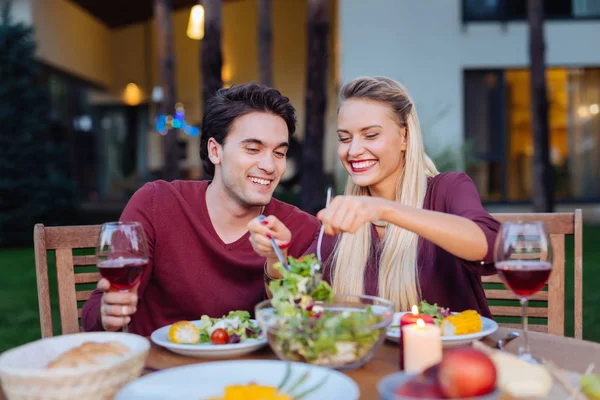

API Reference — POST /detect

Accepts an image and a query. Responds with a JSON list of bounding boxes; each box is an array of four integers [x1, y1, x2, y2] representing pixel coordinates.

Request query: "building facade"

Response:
[[338, 0, 600, 203], [12, 0, 340, 204], [12, 0, 600, 205]]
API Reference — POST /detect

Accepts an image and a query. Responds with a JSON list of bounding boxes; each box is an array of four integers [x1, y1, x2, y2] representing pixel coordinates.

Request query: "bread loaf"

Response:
[[47, 341, 130, 369]]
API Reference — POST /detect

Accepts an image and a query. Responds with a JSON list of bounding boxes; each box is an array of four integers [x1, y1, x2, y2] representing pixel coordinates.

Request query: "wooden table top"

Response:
[[143, 327, 600, 399], [2, 328, 599, 400]]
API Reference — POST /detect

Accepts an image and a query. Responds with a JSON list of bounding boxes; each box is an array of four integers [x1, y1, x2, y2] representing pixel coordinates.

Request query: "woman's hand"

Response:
[[316, 195, 389, 235], [247, 215, 292, 263]]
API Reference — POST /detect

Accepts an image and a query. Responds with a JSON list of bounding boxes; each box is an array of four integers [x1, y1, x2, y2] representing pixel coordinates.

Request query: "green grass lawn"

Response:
[[1, 226, 599, 353]]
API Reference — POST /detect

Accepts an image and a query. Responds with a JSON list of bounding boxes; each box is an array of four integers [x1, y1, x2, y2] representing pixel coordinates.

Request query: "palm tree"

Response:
[[300, 0, 330, 214], [201, 0, 223, 124], [528, 0, 554, 212], [154, 0, 180, 181], [257, 0, 273, 87]]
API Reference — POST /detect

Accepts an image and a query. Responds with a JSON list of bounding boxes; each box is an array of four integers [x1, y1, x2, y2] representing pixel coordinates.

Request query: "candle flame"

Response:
[[416, 319, 425, 328], [411, 305, 419, 316]]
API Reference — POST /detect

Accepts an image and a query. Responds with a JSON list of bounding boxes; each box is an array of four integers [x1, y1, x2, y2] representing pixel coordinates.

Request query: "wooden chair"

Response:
[[486, 210, 583, 339], [34, 224, 102, 337]]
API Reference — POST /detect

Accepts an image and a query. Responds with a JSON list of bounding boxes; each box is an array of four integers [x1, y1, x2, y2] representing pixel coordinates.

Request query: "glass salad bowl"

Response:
[[255, 294, 394, 371]]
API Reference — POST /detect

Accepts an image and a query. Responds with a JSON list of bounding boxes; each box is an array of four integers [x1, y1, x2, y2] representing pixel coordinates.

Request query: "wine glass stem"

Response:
[[520, 297, 530, 357]]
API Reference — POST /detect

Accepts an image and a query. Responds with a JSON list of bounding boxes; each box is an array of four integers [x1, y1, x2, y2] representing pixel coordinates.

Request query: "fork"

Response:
[[495, 331, 520, 351], [258, 214, 290, 271], [313, 187, 332, 288]]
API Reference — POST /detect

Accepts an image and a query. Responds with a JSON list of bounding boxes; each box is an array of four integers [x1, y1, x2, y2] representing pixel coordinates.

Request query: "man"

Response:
[[81, 83, 320, 336]]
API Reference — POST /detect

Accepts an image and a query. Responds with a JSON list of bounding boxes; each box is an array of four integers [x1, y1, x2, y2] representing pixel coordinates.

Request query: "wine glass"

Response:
[[96, 222, 149, 332], [494, 221, 552, 363]]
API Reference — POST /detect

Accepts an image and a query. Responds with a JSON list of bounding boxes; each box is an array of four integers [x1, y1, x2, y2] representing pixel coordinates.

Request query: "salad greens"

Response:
[[418, 300, 451, 326], [266, 254, 384, 366], [198, 310, 261, 344]]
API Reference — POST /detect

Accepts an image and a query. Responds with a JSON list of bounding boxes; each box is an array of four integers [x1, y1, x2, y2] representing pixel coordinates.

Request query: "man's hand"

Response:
[[97, 278, 139, 332]]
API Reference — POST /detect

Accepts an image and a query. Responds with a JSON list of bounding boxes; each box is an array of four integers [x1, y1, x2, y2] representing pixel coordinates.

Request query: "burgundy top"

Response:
[[81, 180, 321, 336], [305, 172, 499, 317]]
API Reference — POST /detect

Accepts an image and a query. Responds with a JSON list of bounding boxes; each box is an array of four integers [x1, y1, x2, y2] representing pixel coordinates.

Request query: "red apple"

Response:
[[421, 363, 441, 382], [395, 379, 445, 399], [438, 347, 497, 398]]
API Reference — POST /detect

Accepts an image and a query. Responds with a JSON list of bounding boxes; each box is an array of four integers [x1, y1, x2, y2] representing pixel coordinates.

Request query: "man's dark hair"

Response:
[[200, 82, 297, 176]]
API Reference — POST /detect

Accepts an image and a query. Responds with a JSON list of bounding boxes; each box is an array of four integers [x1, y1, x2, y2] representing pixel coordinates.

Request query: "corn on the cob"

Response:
[[441, 310, 482, 336], [207, 383, 293, 400], [168, 320, 199, 344]]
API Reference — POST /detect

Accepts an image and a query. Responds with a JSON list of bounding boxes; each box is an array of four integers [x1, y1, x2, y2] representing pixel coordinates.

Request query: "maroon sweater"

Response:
[[305, 172, 499, 317], [81, 180, 321, 336]]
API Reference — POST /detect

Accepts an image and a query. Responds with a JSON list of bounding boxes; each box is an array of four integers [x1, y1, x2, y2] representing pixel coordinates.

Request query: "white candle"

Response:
[[402, 318, 442, 373]]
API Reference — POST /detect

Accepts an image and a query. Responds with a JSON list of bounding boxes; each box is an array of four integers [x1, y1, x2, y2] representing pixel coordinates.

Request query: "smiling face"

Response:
[[208, 112, 289, 207], [337, 98, 407, 193]]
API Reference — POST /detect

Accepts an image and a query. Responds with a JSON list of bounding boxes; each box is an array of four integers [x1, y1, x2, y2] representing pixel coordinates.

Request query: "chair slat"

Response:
[[489, 306, 547, 318], [73, 255, 97, 266], [547, 234, 565, 336], [74, 272, 102, 284], [55, 249, 80, 335], [34, 224, 53, 338], [482, 275, 503, 284], [45, 225, 101, 249], [76, 290, 95, 302], [499, 323, 548, 333], [492, 213, 574, 234], [484, 289, 547, 301], [574, 209, 583, 339]]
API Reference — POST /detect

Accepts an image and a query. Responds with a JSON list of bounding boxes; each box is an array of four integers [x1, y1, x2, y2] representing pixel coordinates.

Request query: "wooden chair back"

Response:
[[487, 210, 583, 338], [34, 224, 102, 337]]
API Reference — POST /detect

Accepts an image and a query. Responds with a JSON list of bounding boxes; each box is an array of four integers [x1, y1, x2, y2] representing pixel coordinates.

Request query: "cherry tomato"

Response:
[[210, 328, 229, 345]]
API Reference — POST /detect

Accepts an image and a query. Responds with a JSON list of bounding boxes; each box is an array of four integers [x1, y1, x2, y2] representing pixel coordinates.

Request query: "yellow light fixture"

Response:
[[187, 5, 205, 40], [123, 82, 142, 106], [221, 63, 232, 84], [590, 103, 599, 115], [578, 105, 590, 118]]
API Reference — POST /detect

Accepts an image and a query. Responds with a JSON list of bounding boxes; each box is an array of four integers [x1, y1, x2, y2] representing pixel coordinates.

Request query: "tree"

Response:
[[300, 0, 329, 214], [257, 0, 273, 87], [201, 0, 223, 124], [154, 0, 180, 182], [0, 1, 76, 245], [528, 0, 554, 212]]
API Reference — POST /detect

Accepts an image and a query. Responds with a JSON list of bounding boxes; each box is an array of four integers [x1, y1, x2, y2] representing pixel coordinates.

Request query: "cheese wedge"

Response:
[[490, 351, 553, 398]]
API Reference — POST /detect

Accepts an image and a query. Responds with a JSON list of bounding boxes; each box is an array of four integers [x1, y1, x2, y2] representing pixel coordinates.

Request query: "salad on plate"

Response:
[[386, 300, 498, 347], [168, 310, 262, 345]]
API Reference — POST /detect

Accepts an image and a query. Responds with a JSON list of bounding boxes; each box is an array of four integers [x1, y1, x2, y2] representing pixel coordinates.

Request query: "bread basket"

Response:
[[0, 332, 150, 400]]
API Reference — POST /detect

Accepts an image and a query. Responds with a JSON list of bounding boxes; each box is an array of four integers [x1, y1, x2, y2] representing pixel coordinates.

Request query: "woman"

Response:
[[248, 77, 499, 317]]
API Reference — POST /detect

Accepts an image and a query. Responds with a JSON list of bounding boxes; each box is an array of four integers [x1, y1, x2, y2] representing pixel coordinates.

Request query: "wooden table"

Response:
[[2, 328, 599, 399], [144, 327, 600, 399]]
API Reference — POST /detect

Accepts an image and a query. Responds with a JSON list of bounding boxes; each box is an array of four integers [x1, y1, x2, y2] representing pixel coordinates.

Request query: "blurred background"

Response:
[[1, 0, 600, 350]]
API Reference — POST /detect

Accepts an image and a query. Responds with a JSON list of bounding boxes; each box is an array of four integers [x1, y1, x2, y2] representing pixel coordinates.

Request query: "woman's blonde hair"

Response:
[[330, 77, 439, 311]]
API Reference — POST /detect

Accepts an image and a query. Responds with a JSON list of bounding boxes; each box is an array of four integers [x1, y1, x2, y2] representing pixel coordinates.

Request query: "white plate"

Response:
[[386, 312, 498, 348], [150, 319, 267, 358], [116, 360, 359, 400]]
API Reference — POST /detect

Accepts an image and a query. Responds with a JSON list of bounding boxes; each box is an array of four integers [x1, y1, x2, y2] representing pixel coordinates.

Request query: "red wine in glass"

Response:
[[494, 221, 552, 364], [495, 260, 552, 297], [97, 258, 147, 291], [96, 221, 149, 332]]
